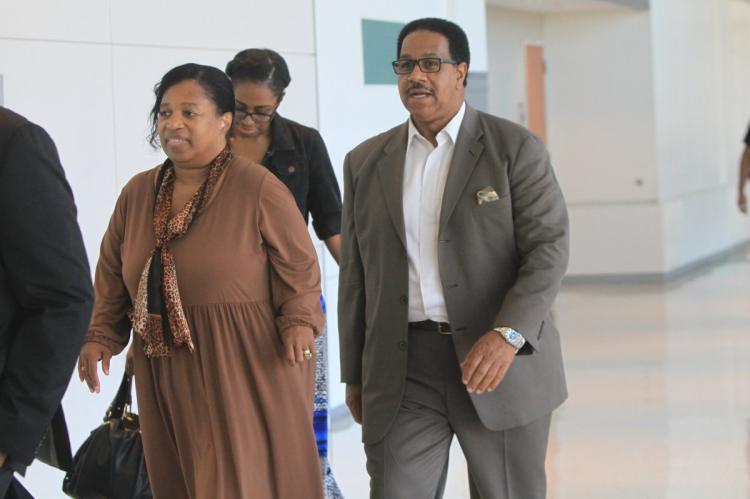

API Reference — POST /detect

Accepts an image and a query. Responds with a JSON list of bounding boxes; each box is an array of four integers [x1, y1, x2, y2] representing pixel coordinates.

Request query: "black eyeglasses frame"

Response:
[[391, 57, 460, 75]]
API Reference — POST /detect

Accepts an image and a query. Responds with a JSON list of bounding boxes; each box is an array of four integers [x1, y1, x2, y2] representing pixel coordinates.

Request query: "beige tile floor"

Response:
[[329, 253, 750, 499]]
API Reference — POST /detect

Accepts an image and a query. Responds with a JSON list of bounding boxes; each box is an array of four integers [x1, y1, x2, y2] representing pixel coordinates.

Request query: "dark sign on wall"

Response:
[[362, 19, 404, 85]]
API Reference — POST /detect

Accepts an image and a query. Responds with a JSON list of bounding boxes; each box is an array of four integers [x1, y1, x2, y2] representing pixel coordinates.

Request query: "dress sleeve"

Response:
[[306, 129, 342, 241], [84, 186, 133, 354], [258, 172, 324, 337]]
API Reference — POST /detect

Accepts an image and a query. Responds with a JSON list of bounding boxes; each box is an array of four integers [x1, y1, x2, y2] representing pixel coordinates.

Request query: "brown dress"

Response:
[[85, 157, 325, 499]]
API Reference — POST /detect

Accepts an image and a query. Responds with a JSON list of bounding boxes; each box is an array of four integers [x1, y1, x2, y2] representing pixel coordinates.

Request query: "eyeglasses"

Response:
[[235, 105, 277, 124], [391, 57, 459, 75]]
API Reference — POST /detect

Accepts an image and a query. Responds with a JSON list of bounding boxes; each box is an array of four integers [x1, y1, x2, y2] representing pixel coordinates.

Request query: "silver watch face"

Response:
[[500, 328, 524, 348]]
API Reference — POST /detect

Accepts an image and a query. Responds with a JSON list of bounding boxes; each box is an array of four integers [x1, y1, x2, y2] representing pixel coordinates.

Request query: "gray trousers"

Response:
[[364, 328, 551, 499]]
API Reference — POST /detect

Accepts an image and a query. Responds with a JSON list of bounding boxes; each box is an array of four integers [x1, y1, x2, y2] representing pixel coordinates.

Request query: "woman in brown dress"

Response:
[[77, 63, 325, 499]]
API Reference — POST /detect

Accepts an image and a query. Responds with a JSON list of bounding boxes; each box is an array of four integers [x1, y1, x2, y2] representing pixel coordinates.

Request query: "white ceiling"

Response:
[[485, 0, 644, 13]]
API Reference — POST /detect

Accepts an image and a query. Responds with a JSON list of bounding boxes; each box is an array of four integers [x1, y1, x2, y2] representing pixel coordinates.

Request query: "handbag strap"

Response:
[[103, 372, 133, 422]]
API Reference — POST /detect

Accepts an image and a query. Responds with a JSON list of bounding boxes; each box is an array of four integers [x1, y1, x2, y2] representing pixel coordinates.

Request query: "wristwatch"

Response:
[[493, 327, 526, 351]]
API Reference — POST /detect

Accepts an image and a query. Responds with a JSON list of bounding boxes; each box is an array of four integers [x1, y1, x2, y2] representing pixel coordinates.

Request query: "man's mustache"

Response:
[[407, 83, 434, 94]]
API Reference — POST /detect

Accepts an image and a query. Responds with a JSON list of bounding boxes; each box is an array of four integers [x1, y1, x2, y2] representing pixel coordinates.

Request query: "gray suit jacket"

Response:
[[339, 104, 569, 445]]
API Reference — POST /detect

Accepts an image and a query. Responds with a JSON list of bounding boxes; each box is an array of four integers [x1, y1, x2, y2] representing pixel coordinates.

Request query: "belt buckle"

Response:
[[436, 322, 451, 335]]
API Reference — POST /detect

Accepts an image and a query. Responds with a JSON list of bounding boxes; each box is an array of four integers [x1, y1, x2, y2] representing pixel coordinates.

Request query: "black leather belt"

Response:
[[408, 320, 452, 335]]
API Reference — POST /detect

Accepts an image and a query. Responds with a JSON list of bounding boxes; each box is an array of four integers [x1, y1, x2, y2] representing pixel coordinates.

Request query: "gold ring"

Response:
[[303, 349, 312, 359], [80, 365, 86, 372]]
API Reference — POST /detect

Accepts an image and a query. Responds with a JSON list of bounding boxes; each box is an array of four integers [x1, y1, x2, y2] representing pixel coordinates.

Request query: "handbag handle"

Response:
[[103, 372, 133, 422]]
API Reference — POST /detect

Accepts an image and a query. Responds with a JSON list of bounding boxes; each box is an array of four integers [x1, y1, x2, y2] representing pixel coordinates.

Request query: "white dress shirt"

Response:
[[403, 102, 466, 323]]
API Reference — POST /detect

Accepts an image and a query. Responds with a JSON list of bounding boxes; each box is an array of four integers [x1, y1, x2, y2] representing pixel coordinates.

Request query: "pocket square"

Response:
[[476, 186, 499, 205]]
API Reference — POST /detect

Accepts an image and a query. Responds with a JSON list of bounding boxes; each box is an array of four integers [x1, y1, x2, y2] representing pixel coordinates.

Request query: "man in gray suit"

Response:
[[339, 17, 569, 499]]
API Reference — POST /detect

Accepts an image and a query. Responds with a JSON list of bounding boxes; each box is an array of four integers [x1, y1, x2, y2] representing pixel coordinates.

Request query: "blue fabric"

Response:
[[314, 295, 329, 457], [314, 295, 344, 497], [313, 409, 329, 457]]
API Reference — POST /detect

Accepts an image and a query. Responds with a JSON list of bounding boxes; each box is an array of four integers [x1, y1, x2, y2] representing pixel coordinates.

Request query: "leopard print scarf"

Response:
[[130, 147, 232, 357]]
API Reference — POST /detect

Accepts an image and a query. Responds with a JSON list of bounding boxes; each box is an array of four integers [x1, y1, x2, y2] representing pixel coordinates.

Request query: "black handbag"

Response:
[[63, 372, 152, 499]]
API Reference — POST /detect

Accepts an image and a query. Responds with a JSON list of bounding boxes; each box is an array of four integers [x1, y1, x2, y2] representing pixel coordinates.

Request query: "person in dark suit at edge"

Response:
[[0, 106, 93, 497]]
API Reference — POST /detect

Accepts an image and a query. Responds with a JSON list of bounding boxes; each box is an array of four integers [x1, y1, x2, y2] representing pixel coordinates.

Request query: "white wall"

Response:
[[0, 2, 317, 497], [486, 6, 545, 123], [110, 0, 314, 54], [449, 0, 490, 73], [487, 7, 666, 276], [543, 9, 661, 275], [545, 11, 658, 204], [726, 0, 750, 142], [0, 38, 119, 267], [651, 0, 750, 272], [487, 0, 750, 277], [651, 0, 726, 200]]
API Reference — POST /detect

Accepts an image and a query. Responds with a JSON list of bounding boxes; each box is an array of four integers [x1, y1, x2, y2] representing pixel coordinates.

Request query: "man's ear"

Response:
[[456, 62, 468, 88]]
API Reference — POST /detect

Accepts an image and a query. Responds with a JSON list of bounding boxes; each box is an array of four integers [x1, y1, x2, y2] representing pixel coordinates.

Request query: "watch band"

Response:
[[493, 327, 526, 351]]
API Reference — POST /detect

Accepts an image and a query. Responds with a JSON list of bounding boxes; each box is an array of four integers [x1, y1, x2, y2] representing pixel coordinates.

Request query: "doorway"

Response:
[[525, 43, 547, 142]]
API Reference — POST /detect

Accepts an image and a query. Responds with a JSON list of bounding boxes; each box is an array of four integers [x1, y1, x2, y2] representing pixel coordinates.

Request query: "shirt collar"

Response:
[[407, 101, 466, 147]]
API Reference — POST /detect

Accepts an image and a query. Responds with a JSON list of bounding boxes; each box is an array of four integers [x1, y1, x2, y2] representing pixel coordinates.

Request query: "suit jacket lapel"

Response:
[[440, 104, 484, 234], [376, 123, 409, 249]]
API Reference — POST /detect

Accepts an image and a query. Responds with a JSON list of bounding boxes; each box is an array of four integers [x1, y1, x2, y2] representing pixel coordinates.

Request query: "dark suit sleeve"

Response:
[[338, 153, 366, 384], [0, 123, 93, 465], [306, 130, 342, 241], [494, 135, 569, 351]]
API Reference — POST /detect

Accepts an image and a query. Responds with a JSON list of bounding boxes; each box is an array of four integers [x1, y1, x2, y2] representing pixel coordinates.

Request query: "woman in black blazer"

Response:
[[225, 49, 342, 261]]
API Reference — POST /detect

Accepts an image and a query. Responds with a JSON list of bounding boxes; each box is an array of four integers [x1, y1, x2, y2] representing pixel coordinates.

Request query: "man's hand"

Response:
[[0, 450, 6, 468], [346, 383, 363, 424], [460, 331, 517, 394]]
